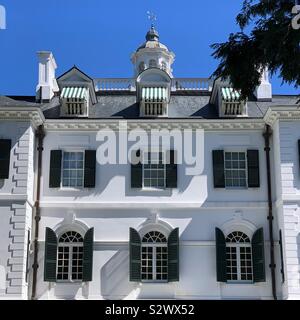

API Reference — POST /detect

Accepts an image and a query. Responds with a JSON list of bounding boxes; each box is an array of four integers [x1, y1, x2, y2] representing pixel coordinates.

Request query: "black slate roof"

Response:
[[0, 93, 298, 120]]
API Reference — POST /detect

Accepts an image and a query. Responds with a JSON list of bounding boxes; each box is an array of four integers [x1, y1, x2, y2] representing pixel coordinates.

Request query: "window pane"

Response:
[[224, 152, 247, 188], [143, 152, 165, 189], [62, 152, 84, 188]]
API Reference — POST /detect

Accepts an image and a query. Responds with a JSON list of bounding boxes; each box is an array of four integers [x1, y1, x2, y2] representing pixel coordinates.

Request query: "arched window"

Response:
[[57, 231, 83, 281], [161, 61, 167, 71], [226, 231, 253, 282], [139, 62, 145, 73], [141, 231, 168, 281], [149, 59, 157, 68]]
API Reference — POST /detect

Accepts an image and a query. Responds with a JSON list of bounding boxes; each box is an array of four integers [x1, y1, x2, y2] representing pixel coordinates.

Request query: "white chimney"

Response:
[[36, 51, 58, 102], [254, 67, 272, 101]]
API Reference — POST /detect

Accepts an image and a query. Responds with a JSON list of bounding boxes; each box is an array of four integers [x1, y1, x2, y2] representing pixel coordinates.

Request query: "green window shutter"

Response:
[[49, 150, 62, 188], [252, 228, 266, 283], [168, 227, 179, 282], [213, 150, 225, 188], [247, 150, 260, 188], [129, 228, 141, 282], [0, 139, 11, 179], [131, 150, 142, 188], [84, 150, 96, 188], [83, 228, 94, 282], [215, 228, 227, 282], [166, 150, 177, 188], [44, 227, 58, 282]]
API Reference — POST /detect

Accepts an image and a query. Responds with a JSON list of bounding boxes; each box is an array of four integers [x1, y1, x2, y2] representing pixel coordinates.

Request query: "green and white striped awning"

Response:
[[61, 87, 88, 100], [142, 87, 168, 101], [221, 87, 241, 102]]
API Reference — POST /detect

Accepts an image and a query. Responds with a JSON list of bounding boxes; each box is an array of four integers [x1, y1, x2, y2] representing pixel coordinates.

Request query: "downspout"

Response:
[[263, 124, 277, 300], [31, 124, 45, 300]]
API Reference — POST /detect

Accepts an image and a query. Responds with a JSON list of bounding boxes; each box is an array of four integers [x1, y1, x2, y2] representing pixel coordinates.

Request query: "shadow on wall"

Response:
[[100, 246, 135, 300]]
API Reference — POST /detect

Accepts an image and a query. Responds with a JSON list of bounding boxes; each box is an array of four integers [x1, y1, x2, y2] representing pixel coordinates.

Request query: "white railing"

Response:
[[94, 78, 136, 91], [94, 78, 212, 92], [172, 78, 212, 91]]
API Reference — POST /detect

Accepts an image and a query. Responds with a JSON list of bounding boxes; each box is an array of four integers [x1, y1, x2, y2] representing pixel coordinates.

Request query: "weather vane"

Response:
[[147, 11, 157, 28]]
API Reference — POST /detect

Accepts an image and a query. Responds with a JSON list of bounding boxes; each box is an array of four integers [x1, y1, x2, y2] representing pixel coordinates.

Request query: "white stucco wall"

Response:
[[0, 121, 34, 299], [34, 128, 282, 299]]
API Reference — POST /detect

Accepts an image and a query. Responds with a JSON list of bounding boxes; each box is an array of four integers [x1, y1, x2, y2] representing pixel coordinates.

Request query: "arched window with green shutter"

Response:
[[215, 227, 265, 283], [44, 227, 94, 282], [129, 227, 179, 283]]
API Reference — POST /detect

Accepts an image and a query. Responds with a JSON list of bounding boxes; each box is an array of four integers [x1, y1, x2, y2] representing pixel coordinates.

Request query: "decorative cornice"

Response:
[[264, 105, 300, 126], [2, 103, 299, 131], [0, 107, 45, 128], [44, 118, 265, 131]]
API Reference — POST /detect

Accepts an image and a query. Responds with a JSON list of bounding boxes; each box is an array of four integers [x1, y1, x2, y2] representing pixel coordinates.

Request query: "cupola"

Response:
[[131, 26, 175, 78]]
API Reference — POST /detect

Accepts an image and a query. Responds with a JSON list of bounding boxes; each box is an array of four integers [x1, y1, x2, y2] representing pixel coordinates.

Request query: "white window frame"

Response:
[[226, 232, 253, 284], [141, 231, 168, 283], [224, 150, 248, 189], [142, 150, 166, 190], [56, 232, 84, 283], [61, 150, 85, 190]]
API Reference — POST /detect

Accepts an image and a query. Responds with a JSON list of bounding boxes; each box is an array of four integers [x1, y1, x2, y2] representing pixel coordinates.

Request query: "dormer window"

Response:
[[60, 87, 89, 117], [221, 87, 247, 117], [141, 87, 168, 117], [161, 62, 167, 71], [149, 59, 157, 68]]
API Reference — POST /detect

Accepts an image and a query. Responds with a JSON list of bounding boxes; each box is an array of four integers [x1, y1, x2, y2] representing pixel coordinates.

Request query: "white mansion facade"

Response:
[[0, 27, 299, 300]]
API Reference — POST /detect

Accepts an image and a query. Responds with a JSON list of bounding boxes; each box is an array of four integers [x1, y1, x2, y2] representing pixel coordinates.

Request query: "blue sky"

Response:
[[0, 0, 298, 96]]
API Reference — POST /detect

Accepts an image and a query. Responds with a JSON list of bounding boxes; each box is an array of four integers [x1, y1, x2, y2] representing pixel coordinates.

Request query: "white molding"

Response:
[[264, 105, 300, 126], [44, 119, 265, 131], [53, 214, 90, 237], [37, 240, 279, 247], [137, 219, 173, 239], [221, 218, 257, 238], [0, 108, 45, 128], [38, 201, 269, 209]]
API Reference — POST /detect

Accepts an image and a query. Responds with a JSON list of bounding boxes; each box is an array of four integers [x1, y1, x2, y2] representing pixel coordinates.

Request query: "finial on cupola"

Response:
[[146, 11, 159, 41]]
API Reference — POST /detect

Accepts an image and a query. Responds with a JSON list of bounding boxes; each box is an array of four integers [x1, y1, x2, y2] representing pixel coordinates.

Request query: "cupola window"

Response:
[[149, 59, 157, 68], [161, 62, 167, 71]]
